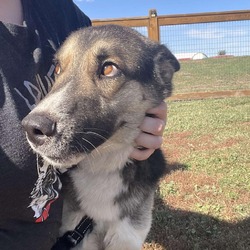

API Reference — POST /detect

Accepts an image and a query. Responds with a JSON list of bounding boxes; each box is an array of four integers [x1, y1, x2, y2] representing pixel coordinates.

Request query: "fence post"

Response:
[[148, 9, 160, 42]]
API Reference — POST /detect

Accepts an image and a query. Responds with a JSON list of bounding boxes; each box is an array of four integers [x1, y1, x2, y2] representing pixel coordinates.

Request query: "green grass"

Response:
[[173, 56, 250, 94], [144, 97, 250, 250], [167, 97, 250, 180]]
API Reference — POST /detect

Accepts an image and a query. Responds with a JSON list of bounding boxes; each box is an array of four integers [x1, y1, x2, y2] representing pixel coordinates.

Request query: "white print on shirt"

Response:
[[14, 64, 55, 110], [29, 158, 62, 223], [14, 81, 42, 110]]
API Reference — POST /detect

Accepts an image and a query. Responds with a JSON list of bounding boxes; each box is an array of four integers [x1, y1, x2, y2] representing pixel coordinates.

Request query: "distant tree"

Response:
[[218, 50, 226, 56]]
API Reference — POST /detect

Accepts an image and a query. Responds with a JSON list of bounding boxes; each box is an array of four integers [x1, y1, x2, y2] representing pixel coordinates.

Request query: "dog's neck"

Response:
[[78, 143, 134, 174]]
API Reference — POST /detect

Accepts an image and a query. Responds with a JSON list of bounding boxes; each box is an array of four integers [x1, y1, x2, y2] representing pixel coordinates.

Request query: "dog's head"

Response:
[[22, 25, 179, 167]]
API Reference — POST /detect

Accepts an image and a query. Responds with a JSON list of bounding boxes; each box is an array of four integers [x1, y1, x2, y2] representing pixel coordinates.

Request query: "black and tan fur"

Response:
[[22, 25, 180, 250]]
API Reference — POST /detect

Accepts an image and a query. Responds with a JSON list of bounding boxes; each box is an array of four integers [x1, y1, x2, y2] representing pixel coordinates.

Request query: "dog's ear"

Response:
[[153, 44, 180, 97]]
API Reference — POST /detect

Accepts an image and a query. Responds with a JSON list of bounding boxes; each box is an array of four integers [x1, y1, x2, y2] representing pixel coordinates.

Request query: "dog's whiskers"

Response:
[[122, 124, 141, 132], [70, 138, 96, 171], [75, 130, 108, 157], [83, 131, 107, 142], [76, 129, 108, 141], [74, 137, 87, 153], [82, 127, 108, 132], [80, 137, 102, 157]]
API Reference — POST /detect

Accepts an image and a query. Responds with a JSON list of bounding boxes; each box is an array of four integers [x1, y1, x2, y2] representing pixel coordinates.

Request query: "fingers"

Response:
[[130, 101, 167, 161], [135, 133, 163, 150], [129, 148, 155, 162], [139, 116, 165, 136], [139, 101, 167, 136], [130, 133, 163, 161], [146, 101, 167, 122]]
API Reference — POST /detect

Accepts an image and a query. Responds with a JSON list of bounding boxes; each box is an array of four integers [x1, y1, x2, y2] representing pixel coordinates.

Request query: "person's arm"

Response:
[[131, 101, 167, 161], [72, 2, 92, 27]]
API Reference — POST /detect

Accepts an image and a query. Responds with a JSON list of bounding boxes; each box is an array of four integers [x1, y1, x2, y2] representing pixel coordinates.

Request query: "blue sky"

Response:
[[74, 0, 250, 20]]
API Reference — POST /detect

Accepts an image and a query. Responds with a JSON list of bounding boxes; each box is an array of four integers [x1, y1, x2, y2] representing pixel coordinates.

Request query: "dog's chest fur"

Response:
[[68, 143, 134, 219], [60, 146, 155, 250], [69, 165, 126, 221]]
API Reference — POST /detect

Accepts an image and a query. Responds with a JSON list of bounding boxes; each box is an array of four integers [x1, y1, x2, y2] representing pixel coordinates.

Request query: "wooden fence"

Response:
[[92, 9, 250, 42]]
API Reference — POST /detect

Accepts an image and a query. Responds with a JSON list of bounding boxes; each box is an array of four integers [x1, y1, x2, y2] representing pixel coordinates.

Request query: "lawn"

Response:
[[173, 56, 250, 94], [143, 96, 250, 247]]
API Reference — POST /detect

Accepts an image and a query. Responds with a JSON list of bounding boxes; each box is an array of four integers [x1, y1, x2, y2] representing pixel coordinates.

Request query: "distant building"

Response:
[[192, 52, 208, 60], [175, 52, 208, 60]]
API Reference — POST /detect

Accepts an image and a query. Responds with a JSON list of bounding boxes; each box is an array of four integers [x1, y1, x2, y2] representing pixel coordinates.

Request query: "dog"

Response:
[[22, 25, 180, 250]]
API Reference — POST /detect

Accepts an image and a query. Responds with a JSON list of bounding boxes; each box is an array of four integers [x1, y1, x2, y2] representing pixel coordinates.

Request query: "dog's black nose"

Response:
[[22, 114, 56, 146]]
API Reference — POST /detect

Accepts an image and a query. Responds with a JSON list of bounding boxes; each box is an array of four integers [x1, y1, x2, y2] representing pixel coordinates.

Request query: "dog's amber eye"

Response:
[[101, 63, 119, 77], [54, 64, 61, 75]]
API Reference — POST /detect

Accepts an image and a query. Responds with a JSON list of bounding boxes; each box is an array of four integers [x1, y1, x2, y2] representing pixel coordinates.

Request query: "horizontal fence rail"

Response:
[[92, 10, 250, 42]]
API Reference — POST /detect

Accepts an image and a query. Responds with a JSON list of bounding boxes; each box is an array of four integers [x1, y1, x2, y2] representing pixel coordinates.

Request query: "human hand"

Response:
[[130, 101, 167, 161]]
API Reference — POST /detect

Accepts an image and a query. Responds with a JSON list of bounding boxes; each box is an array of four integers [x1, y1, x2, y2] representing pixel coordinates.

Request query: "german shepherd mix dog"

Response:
[[22, 25, 180, 249]]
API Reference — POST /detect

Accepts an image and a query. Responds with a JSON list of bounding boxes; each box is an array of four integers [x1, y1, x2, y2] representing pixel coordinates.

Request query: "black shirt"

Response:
[[0, 0, 91, 249]]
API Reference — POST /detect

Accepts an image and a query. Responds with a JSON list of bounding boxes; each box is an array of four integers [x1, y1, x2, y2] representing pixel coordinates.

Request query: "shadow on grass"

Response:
[[146, 162, 250, 250]]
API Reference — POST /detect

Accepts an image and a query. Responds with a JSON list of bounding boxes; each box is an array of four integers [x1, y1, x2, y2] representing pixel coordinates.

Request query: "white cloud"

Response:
[[186, 26, 248, 40], [75, 0, 94, 2], [187, 28, 223, 39]]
